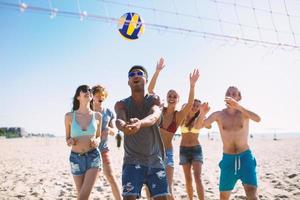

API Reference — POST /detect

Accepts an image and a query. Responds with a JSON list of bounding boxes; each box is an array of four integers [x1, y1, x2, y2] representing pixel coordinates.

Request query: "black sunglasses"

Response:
[[81, 87, 92, 93]]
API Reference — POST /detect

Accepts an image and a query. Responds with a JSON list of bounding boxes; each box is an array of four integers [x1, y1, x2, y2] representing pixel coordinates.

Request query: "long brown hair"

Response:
[[72, 85, 90, 111], [184, 99, 201, 130]]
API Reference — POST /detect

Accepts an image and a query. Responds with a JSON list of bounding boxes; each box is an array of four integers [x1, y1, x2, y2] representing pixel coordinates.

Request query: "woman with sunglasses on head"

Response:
[[91, 85, 122, 200], [65, 85, 102, 200], [148, 58, 200, 200], [179, 99, 210, 200]]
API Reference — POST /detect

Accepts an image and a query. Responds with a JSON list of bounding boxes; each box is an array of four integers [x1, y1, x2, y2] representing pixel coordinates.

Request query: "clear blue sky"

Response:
[[1, 0, 300, 135]]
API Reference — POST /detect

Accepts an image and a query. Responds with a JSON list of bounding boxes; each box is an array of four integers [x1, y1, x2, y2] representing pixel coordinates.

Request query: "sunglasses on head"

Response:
[[81, 88, 92, 93], [128, 71, 144, 78]]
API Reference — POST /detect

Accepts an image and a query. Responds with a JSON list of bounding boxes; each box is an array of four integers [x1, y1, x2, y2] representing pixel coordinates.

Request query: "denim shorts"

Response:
[[69, 148, 101, 176], [179, 145, 203, 165], [219, 149, 257, 191], [164, 149, 174, 168], [122, 164, 169, 198]]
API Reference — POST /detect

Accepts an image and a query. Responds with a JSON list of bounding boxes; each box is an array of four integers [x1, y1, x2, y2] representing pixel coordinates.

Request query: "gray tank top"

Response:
[[121, 94, 165, 168]]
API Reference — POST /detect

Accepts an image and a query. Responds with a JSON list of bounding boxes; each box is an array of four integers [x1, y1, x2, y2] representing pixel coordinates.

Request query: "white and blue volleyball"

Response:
[[118, 12, 145, 40]]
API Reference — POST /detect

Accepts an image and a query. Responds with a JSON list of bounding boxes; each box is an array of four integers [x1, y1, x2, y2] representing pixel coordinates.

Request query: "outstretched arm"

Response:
[[65, 112, 78, 146], [225, 97, 261, 122], [126, 95, 162, 131], [176, 69, 200, 123], [114, 101, 135, 135], [141, 96, 162, 127], [65, 113, 74, 146], [148, 58, 165, 94], [203, 111, 219, 129], [65, 113, 71, 140]]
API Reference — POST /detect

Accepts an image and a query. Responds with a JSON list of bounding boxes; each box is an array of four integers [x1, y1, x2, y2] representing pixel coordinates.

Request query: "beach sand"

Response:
[[0, 136, 300, 199]]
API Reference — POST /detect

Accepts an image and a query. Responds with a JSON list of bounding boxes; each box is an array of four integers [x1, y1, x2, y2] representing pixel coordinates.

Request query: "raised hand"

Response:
[[224, 96, 241, 110], [189, 69, 200, 87], [156, 57, 165, 72]]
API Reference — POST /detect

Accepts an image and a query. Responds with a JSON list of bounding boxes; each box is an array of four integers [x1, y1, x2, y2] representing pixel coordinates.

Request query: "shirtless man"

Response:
[[202, 86, 261, 200]]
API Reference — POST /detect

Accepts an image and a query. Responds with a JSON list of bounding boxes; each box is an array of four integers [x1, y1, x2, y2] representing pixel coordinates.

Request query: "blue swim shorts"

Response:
[[219, 149, 257, 191], [122, 164, 169, 198]]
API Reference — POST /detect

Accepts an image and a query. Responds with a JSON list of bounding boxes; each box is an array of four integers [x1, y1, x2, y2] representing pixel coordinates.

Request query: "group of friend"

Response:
[[64, 58, 261, 200]]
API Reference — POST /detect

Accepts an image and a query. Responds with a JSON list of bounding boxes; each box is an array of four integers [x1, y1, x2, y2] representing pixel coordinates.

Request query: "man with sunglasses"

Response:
[[115, 66, 168, 200]]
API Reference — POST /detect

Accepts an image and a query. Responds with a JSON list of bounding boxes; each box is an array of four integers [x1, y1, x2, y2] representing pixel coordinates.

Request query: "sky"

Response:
[[0, 0, 300, 136]]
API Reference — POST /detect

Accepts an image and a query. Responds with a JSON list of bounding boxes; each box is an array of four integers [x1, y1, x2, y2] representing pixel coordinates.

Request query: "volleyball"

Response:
[[118, 12, 145, 40]]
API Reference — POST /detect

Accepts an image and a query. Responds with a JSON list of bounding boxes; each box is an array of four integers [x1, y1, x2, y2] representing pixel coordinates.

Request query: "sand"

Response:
[[0, 136, 300, 199]]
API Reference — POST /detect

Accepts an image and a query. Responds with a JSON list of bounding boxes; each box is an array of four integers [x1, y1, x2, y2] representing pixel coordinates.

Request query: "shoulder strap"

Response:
[[72, 111, 76, 122], [92, 111, 96, 119]]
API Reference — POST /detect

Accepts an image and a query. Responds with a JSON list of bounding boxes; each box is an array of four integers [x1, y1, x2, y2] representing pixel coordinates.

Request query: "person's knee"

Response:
[[123, 195, 137, 200], [153, 196, 167, 200], [185, 178, 192, 186], [104, 172, 115, 182], [194, 175, 202, 185], [103, 165, 114, 179], [184, 173, 192, 183], [167, 194, 174, 200], [78, 184, 94, 200], [244, 186, 258, 200], [78, 192, 90, 200], [220, 192, 230, 200], [247, 196, 258, 200], [246, 193, 258, 200], [245, 190, 258, 200]]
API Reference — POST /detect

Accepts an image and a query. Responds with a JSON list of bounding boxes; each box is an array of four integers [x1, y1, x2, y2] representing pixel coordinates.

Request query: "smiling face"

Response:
[[225, 86, 241, 101], [166, 90, 179, 106]]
